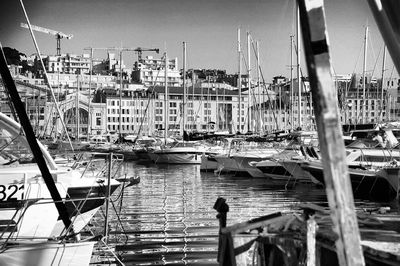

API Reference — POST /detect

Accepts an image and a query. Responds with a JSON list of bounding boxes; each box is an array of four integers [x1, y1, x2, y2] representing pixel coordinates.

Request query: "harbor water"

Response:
[[90, 161, 387, 265]]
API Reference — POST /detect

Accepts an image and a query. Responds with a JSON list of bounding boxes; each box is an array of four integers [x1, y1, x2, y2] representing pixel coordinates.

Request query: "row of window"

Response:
[[107, 117, 146, 123], [109, 100, 145, 107], [107, 125, 135, 131], [107, 109, 143, 115]]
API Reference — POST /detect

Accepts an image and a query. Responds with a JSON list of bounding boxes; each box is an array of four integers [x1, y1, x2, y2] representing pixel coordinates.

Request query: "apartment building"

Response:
[[131, 56, 181, 87]]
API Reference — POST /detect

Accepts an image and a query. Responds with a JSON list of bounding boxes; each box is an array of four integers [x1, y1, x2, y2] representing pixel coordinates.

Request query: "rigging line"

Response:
[[291, 42, 312, 127], [368, 30, 378, 66], [0, 72, 18, 122], [192, 84, 204, 129], [366, 46, 382, 110], [247, 39, 265, 125], [258, 66, 279, 131], [18, 0, 74, 152], [350, 42, 367, 124], [134, 54, 165, 142], [248, 41, 278, 130]]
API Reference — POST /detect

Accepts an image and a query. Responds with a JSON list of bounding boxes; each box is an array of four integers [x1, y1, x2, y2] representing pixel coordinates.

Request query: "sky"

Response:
[[0, 0, 397, 81]]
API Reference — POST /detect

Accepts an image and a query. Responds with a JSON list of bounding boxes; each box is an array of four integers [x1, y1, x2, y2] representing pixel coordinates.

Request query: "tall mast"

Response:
[[164, 52, 168, 145], [247, 31, 252, 132], [207, 77, 210, 133], [55, 70, 60, 140], [76, 74, 79, 139], [182, 42, 186, 137], [216, 75, 219, 131], [362, 26, 368, 124], [88, 48, 93, 140], [256, 40, 261, 134], [290, 35, 294, 130], [119, 50, 123, 140], [380, 45, 386, 122], [238, 28, 242, 133], [192, 69, 195, 130], [296, 3, 302, 129]]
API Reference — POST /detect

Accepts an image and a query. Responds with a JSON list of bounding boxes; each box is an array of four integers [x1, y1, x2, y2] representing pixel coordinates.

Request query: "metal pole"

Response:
[[182, 42, 186, 137], [279, 85, 282, 130], [76, 74, 79, 139], [216, 77, 219, 131], [247, 31, 251, 132], [55, 70, 60, 140], [290, 35, 294, 130], [362, 26, 368, 124], [192, 69, 195, 130], [104, 152, 113, 243], [207, 77, 210, 133], [119, 50, 123, 141], [296, 4, 302, 129], [238, 28, 242, 133], [164, 53, 168, 144], [88, 48, 93, 140], [380, 46, 386, 122], [256, 41, 261, 134]]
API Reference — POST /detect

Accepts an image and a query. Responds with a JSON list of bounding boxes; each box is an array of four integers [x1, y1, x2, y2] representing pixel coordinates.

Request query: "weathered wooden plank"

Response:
[[307, 216, 317, 266], [297, 0, 365, 265]]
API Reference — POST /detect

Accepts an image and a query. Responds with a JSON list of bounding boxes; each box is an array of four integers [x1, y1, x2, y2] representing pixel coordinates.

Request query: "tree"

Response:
[[3, 47, 25, 65]]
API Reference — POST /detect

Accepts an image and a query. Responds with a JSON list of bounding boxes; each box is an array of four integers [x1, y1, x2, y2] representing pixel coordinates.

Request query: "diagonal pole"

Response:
[[297, 0, 365, 265], [0, 45, 74, 234]]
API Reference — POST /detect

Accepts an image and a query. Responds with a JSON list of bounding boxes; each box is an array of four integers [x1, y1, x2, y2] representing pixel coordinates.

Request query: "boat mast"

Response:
[[119, 50, 123, 141], [296, 4, 302, 129], [256, 40, 262, 134], [164, 52, 168, 145], [216, 76, 219, 131], [380, 46, 386, 123], [238, 28, 242, 133], [88, 47, 93, 140], [76, 74, 80, 139], [362, 26, 368, 124], [247, 31, 252, 132], [290, 35, 294, 130], [192, 69, 195, 130], [207, 77, 210, 133], [182, 42, 186, 138]]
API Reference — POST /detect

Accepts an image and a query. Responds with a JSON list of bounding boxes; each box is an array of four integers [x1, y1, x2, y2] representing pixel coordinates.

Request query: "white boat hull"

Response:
[[0, 241, 95, 266], [150, 152, 202, 164]]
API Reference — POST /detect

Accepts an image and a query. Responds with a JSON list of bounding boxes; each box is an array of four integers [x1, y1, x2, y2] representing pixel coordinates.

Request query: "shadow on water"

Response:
[[90, 161, 394, 265]]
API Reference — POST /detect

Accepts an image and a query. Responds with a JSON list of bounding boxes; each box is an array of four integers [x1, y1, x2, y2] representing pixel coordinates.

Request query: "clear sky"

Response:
[[0, 0, 397, 81]]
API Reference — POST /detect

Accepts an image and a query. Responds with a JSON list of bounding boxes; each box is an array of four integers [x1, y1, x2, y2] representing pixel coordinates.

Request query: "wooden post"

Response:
[[297, 1, 365, 265], [307, 216, 317, 266]]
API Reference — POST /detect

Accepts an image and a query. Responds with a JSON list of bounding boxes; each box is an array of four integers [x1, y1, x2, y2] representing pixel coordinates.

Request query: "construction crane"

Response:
[[134, 47, 159, 62], [20, 23, 73, 56]]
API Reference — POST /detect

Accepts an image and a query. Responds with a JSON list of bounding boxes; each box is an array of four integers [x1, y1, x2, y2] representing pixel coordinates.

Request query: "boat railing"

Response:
[[0, 198, 40, 248]]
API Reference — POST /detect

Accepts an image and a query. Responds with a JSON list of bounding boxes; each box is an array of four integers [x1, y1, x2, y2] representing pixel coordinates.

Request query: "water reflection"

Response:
[[93, 161, 385, 265]]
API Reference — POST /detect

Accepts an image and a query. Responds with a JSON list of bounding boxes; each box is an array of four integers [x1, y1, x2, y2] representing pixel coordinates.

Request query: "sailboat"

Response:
[[148, 50, 206, 164], [0, 43, 119, 264]]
